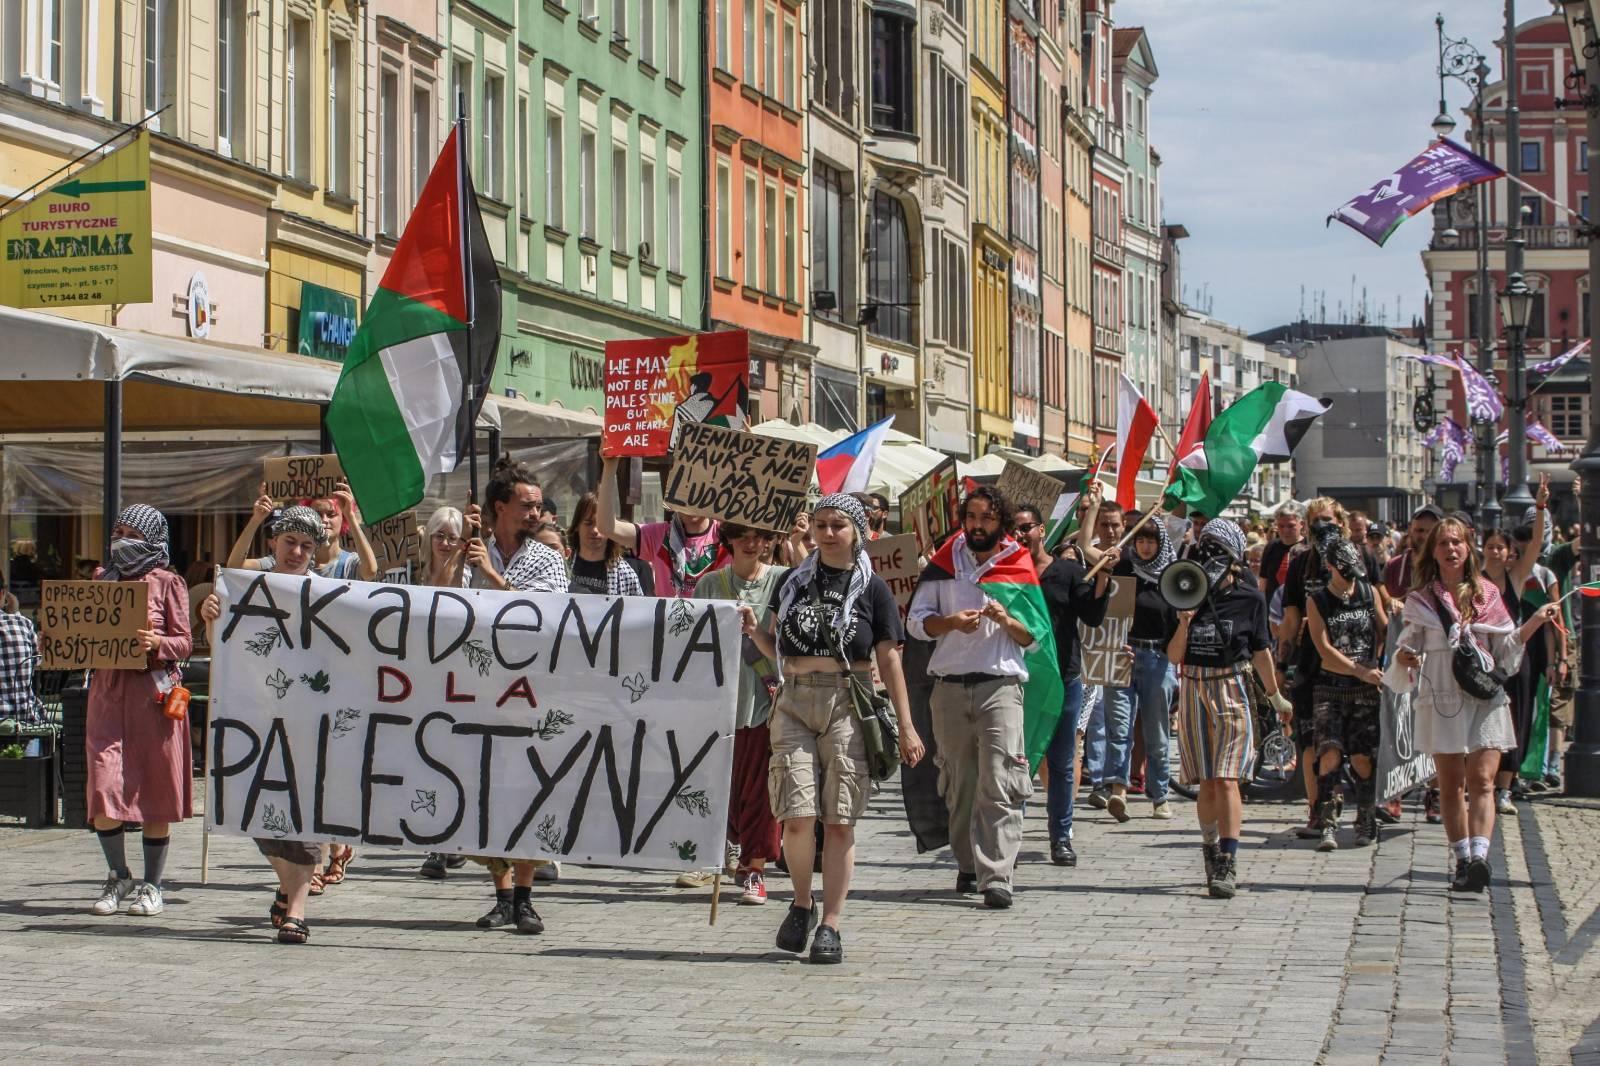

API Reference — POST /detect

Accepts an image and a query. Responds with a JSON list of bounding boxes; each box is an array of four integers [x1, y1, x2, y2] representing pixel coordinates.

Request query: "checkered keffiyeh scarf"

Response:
[[775, 494, 874, 642], [101, 504, 170, 580]]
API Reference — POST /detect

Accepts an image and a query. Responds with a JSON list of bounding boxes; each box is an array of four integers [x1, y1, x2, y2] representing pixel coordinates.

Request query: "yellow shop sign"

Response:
[[0, 131, 152, 309]]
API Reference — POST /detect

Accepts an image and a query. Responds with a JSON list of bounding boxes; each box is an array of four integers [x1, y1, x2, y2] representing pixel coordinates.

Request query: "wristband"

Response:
[[1536, 503, 1548, 511]]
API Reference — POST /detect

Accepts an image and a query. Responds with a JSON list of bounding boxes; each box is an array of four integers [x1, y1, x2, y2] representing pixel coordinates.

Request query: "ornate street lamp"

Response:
[[1499, 269, 1536, 518]]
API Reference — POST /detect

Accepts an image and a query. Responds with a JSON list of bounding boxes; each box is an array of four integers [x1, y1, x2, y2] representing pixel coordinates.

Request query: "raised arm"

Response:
[[598, 457, 640, 551], [226, 485, 276, 570], [335, 481, 380, 581]]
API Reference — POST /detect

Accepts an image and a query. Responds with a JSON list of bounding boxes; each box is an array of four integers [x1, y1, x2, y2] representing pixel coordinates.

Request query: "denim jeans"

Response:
[[1045, 676, 1085, 844], [1081, 685, 1107, 786], [1105, 648, 1175, 802]]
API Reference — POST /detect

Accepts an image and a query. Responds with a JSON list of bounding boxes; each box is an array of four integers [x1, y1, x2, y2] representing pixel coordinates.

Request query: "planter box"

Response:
[[0, 755, 56, 827]]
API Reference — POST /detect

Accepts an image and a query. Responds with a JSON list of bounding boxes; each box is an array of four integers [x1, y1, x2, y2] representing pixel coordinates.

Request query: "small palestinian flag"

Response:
[[1575, 581, 1600, 598], [1043, 452, 1108, 551], [919, 534, 1064, 770], [327, 124, 501, 521]]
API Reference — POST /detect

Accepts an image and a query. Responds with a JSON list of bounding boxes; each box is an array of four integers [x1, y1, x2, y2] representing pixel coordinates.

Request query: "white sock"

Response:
[[1201, 821, 1219, 845], [1470, 836, 1491, 860], [1450, 839, 1470, 861]]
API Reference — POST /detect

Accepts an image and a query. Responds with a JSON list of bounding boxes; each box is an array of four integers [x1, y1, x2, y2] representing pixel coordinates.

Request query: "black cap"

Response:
[[1410, 504, 1445, 523], [1367, 521, 1390, 539]]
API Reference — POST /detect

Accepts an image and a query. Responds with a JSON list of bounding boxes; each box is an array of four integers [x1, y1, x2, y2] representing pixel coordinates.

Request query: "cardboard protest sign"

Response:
[[364, 511, 422, 583], [663, 422, 817, 533], [1079, 576, 1135, 686], [900, 457, 961, 556], [263, 454, 345, 502], [867, 534, 920, 625], [603, 330, 750, 457], [38, 580, 149, 669], [995, 458, 1067, 519], [207, 569, 739, 870]]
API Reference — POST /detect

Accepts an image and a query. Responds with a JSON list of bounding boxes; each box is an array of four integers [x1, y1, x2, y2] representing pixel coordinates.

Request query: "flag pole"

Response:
[[457, 91, 479, 506], [1085, 507, 1164, 582]]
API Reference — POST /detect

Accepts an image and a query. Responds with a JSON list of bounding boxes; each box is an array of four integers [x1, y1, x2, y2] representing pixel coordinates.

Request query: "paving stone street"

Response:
[[0, 781, 1597, 1065]]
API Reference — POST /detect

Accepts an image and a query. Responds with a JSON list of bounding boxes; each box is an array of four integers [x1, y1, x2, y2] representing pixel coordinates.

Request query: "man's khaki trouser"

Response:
[[931, 677, 1032, 892]]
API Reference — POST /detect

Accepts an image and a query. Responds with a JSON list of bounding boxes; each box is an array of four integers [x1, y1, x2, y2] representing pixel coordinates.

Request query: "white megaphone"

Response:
[[1159, 558, 1211, 611]]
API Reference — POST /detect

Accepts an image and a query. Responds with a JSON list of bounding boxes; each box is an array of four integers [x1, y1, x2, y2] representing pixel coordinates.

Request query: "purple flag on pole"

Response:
[[1433, 419, 1469, 482], [1528, 421, 1568, 453], [1406, 351, 1468, 371], [1455, 355, 1504, 423], [1531, 338, 1589, 376], [1328, 139, 1504, 247]]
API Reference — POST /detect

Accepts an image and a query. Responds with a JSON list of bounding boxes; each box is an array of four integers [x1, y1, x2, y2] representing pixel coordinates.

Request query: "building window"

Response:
[[1521, 195, 1543, 226], [545, 109, 565, 228], [763, 5, 776, 97], [1581, 138, 1590, 174], [612, 143, 628, 251], [763, 179, 778, 290], [666, 0, 680, 79], [613, 0, 627, 43], [412, 85, 433, 206], [286, 18, 312, 180], [579, 127, 597, 239], [783, 187, 797, 300], [1549, 394, 1587, 438], [216, 0, 247, 156], [781, 15, 795, 106], [41, 0, 62, 85], [667, 165, 682, 272], [519, 96, 532, 216], [379, 68, 400, 234], [812, 0, 854, 121], [866, 192, 913, 343], [639, 158, 656, 259], [743, 0, 755, 81], [1521, 140, 1542, 173], [715, 0, 729, 68], [743, 171, 759, 287], [481, 70, 503, 200], [868, 7, 914, 134], [715, 158, 731, 278], [143, 0, 177, 125], [328, 36, 352, 195], [640, 0, 654, 64]]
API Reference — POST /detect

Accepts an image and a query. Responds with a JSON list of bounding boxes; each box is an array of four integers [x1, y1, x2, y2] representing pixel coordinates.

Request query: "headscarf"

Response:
[[1130, 515, 1175, 585], [775, 493, 874, 645], [1197, 517, 1247, 564], [100, 504, 170, 580], [271, 505, 330, 544]]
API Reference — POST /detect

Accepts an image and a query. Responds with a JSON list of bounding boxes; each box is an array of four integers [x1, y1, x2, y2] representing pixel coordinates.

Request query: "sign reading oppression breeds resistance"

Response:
[[207, 570, 738, 870]]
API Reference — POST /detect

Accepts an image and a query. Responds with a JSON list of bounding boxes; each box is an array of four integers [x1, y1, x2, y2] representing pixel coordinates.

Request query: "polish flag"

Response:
[[815, 415, 896, 495], [1114, 373, 1159, 510], [1168, 372, 1212, 481]]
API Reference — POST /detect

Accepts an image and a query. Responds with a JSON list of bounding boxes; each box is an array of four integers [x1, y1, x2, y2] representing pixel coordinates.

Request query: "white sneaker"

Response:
[[1496, 790, 1516, 815], [675, 869, 716, 888], [91, 874, 134, 915], [1151, 801, 1173, 820], [126, 882, 164, 916]]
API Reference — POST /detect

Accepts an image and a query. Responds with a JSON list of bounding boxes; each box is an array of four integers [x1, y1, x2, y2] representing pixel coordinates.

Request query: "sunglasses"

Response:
[[1014, 523, 1039, 534]]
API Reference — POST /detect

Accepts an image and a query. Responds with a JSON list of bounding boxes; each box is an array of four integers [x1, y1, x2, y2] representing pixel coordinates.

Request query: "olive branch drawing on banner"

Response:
[[534, 709, 575, 740], [461, 638, 493, 677], [534, 814, 563, 852], [245, 628, 283, 657], [674, 789, 711, 818]]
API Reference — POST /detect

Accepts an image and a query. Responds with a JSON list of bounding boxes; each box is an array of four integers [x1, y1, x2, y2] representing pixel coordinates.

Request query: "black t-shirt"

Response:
[[1283, 544, 1382, 684], [768, 564, 903, 662], [1309, 581, 1378, 686], [1113, 559, 1168, 641], [1163, 580, 1271, 669], [1041, 556, 1111, 680], [1260, 539, 1296, 600], [569, 556, 609, 595]]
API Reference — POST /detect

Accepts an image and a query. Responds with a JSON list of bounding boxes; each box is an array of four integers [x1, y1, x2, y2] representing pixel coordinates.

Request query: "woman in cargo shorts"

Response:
[[742, 493, 923, 965]]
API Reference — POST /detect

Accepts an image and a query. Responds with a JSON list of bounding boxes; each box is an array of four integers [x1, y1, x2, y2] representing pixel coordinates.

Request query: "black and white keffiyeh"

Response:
[[775, 493, 874, 646], [271, 505, 329, 544], [1130, 515, 1175, 584], [604, 558, 644, 597], [1198, 518, 1248, 564], [101, 504, 170, 580]]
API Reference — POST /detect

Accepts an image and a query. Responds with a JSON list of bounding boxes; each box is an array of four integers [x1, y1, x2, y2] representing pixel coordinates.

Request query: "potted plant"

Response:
[[0, 739, 56, 827]]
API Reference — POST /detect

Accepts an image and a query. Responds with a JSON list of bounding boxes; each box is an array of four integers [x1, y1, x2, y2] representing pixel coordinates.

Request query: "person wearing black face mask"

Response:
[[1305, 537, 1388, 850]]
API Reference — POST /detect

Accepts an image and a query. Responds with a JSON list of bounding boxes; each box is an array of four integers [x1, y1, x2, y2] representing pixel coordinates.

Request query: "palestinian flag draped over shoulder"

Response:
[[921, 535, 1063, 771], [327, 125, 501, 521], [1166, 382, 1328, 518]]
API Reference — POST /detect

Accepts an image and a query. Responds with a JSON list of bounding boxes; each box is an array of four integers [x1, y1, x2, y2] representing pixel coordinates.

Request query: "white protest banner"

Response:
[[1079, 576, 1135, 686], [364, 511, 422, 583], [263, 454, 345, 501], [207, 569, 738, 870], [867, 533, 919, 625], [663, 421, 817, 533]]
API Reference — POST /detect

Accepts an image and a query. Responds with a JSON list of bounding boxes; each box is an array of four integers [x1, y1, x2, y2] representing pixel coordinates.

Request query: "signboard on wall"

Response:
[[296, 281, 359, 361]]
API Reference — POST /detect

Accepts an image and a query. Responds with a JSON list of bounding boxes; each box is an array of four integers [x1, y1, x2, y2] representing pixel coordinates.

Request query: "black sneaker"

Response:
[[446, 854, 468, 869], [476, 898, 515, 928], [1544, 773, 1563, 791], [955, 871, 978, 894], [809, 924, 842, 964], [1201, 841, 1219, 887], [1449, 857, 1472, 892], [1466, 857, 1492, 893], [1209, 856, 1238, 899], [1295, 815, 1322, 840], [982, 885, 1013, 909], [1049, 841, 1077, 867], [419, 854, 447, 879], [1352, 807, 1377, 848], [775, 902, 818, 953], [514, 899, 544, 935]]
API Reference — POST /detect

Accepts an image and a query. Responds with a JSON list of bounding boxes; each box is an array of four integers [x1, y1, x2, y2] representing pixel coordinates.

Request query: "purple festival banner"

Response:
[[1455, 355, 1504, 424], [1531, 338, 1589, 376], [1329, 138, 1504, 247]]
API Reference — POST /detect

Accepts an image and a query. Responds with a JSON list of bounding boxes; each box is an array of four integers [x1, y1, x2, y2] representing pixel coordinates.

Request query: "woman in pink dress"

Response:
[[87, 504, 193, 918]]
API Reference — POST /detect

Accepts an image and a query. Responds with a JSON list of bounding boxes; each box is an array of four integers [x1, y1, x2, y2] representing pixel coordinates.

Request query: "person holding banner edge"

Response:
[[741, 493, 923, 964], [227, 481, 380, 582], [86, 504, 193, 919]]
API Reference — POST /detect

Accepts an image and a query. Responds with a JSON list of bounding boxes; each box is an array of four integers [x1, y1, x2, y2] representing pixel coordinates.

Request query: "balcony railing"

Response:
[[1094, 325, 1125, 355], [1092, 236, 1125, 267], [1432, 224, 1580, 251]]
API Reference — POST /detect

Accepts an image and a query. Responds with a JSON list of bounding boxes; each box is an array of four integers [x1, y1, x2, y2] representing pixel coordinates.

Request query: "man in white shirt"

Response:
[[906, 486, 1041, 910], [463, 459, 569, 595]]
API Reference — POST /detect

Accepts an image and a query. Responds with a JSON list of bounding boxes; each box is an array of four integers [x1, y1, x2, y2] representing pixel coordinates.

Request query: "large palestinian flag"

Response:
[[327, 125, 501, 521], [921, 534, 1063, 770], [1165, 381, 1328, 518]]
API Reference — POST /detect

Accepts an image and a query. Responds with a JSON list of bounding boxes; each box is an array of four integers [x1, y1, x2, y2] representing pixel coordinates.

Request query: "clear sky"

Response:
[[1116, 0, 1509, 334]]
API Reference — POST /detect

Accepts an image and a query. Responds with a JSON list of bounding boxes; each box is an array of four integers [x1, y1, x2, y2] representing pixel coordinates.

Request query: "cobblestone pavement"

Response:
[[0, 780, 1574, 1064]]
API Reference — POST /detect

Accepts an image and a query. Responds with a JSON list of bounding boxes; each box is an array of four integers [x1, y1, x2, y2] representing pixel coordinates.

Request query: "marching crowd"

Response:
[[0, 456, 1576, 962]]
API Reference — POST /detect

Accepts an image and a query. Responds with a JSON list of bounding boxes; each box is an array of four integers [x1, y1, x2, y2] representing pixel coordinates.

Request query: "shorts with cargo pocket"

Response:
[[767, 672, 870, 826]]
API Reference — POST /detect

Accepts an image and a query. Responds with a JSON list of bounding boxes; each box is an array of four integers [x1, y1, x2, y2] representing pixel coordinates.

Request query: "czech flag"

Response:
[[815, 415, 896, 495]]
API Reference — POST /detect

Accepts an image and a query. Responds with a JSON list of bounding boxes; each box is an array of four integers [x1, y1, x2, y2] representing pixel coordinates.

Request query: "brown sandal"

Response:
[[324, 845, 354, 885], [276, 916, 309, 944], [308, 870, 325, 895], [270, 891, 288, 928]]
